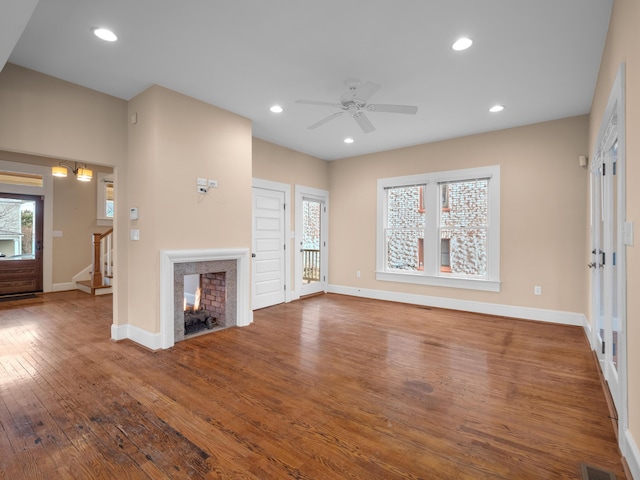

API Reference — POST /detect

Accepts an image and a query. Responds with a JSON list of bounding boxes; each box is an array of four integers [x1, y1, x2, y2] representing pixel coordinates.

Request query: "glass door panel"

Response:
[[302, 199, 322, 286], [611, 140, 619, 372]]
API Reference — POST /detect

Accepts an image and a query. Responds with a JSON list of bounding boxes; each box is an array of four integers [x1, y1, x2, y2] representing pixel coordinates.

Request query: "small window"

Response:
[[97, 172, 114, 225], [105, 182, 114, 218]]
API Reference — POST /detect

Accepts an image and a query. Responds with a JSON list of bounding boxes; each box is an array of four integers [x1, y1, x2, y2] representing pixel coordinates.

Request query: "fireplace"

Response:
[[160, 249, 251, 348]]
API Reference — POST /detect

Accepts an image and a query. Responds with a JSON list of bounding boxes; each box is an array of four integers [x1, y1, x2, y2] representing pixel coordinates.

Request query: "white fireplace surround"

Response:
[[159, 248, 252, 349]]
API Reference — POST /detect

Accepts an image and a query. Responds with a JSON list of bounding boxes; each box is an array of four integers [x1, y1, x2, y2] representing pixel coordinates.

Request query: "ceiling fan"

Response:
[[295, 79, 418, 134]]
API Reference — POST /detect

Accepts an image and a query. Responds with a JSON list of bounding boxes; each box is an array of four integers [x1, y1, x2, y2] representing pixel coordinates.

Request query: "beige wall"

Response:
[[252, 138, 329, 190], [252, 138, 329, 292], [127, 85, 253, 333], [589, 0, 640, 451], [0, 64, 126, 166], [0, 65, 124, 286], [329, 116, 589, 312]]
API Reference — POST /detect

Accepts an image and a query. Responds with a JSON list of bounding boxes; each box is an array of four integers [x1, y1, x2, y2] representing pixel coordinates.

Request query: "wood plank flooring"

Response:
[[0, 291, 626, 479]]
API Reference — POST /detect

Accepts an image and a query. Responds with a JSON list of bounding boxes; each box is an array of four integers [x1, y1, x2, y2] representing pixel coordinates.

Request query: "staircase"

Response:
[[76, 229, 113, 295]]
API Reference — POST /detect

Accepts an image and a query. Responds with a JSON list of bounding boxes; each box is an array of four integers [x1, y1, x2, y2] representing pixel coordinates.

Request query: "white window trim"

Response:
[[97, 171, 114, 226], [376, 165, 500, 292]]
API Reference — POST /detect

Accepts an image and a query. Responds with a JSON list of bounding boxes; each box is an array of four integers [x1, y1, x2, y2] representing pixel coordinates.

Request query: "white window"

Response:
[[376, 165, 500, 291]]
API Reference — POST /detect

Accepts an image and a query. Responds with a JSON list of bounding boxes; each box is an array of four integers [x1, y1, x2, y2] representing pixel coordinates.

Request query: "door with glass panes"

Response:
[[0, 193, 43, 295]]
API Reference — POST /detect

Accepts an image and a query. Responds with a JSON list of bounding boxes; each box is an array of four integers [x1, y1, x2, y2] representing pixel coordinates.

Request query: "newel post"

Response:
[[91, 233, 103, 286]]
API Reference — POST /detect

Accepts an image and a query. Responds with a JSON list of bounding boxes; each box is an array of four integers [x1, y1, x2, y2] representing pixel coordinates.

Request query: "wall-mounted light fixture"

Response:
[[52, 162, 93, 182]]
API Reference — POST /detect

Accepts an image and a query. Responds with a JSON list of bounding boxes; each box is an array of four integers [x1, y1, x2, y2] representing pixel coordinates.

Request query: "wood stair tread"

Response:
[[77, 279, 111, 289]]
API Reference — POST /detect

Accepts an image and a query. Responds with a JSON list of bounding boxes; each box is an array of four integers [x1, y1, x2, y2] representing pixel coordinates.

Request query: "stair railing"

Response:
[[91, 228, 113, 286]]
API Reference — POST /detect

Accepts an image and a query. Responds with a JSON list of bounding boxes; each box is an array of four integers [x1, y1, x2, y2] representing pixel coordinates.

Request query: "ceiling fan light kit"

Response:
[[295, 79, 418, 134]]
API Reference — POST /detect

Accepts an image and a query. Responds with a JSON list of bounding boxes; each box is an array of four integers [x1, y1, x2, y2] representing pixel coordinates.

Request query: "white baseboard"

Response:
[[327, 284, 586, 327], [52, 282, 76, 292], [623, 428, 640, 480], [111, 323, 128, 341], [286, 290, 300, 303], [111, 323, 162, 350]]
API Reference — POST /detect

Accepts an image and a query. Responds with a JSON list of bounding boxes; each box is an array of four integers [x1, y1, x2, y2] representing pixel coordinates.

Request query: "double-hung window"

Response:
[[377, 165, 500, 291]]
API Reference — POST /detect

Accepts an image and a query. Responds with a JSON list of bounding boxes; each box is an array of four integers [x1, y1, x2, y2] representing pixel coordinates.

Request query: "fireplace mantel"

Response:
[[160, 248, 251, 349]]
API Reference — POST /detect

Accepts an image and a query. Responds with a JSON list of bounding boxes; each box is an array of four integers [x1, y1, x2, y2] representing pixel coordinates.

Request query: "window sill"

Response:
[[375, 271, 501, 292]]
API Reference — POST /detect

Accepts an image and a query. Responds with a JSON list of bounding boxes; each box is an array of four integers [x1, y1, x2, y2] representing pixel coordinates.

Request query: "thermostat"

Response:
[[130, 207, 139, 220]]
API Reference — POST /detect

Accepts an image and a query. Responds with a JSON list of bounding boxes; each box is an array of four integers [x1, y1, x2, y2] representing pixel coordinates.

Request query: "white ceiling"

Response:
[[1, 0, 612, 161]]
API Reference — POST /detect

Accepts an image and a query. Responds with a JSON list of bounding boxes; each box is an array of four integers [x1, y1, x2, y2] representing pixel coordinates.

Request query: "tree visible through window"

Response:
[[438, 179, 488, 276], [385, 185, 425, 271], [105, 182, 114, 218]]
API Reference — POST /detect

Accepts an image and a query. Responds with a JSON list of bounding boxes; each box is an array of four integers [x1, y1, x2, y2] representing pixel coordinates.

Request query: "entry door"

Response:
[[295, 186, 328, 297], [0, 193, 44, 295], [252, 187, 286, 310]]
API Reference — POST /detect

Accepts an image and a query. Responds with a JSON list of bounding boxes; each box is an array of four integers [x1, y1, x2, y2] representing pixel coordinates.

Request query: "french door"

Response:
[[590, 65, 626, 420], [0, 193, 44, 295]]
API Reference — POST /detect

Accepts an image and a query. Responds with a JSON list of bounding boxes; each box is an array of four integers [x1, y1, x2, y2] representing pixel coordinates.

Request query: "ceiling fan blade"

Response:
[[308, 111, 343, 129], [353, 112, 375, 134], [367, 104, 418, 114], [295, 99, 339, 107], [355, 81, 381, 101]]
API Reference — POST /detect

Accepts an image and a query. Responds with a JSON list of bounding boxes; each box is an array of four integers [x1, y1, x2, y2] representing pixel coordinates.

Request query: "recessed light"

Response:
[[489, 105, 505, 113], [344, 138, 354, 144], [92, 28, 117, 42], [270, 105, 283, 113], [452, 37, 473, 51]]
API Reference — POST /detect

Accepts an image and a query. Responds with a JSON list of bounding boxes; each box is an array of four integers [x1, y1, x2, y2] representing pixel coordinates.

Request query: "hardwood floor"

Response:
[[0, 291, 625, 479]]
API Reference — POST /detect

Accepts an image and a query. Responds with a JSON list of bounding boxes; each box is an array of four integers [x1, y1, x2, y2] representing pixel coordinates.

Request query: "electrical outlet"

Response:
[[534, 286, 542, 295], [197, 186, 208, 194]]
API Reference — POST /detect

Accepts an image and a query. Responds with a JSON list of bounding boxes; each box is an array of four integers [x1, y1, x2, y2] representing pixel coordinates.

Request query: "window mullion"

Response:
[[423, 182, 439, 277]]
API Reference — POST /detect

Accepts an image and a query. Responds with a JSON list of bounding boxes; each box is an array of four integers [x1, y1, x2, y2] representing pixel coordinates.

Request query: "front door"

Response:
[[252, 187, 286, 310], [0, 193, 44, 295]]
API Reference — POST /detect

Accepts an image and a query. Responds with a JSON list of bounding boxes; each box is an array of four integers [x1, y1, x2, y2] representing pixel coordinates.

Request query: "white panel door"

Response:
[[252, 187, 286, 310]]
